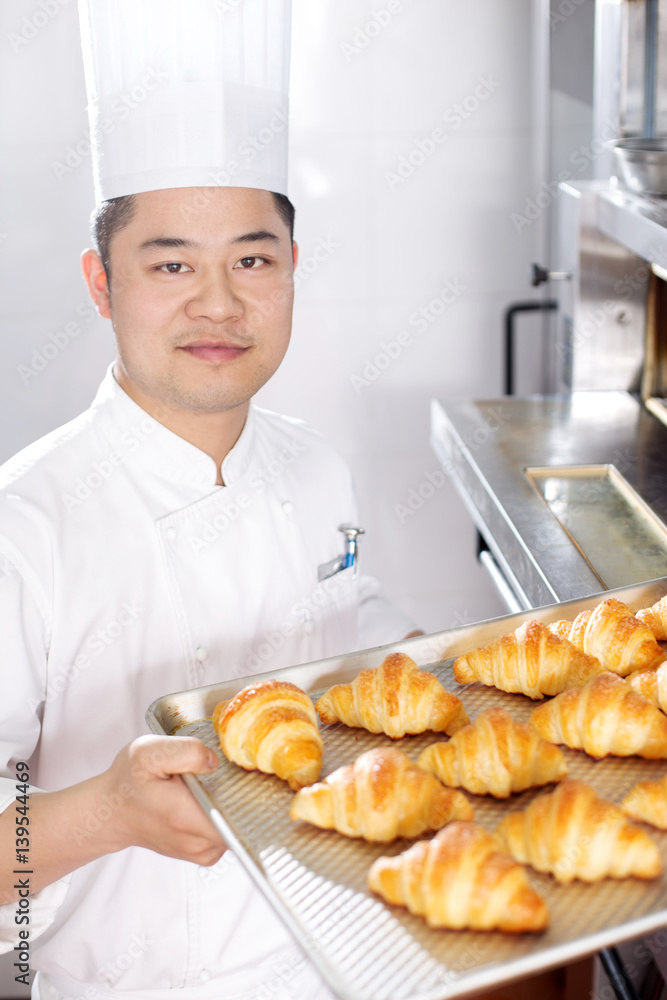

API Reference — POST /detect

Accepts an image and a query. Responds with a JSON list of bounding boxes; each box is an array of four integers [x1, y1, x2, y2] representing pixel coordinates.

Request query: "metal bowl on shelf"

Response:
[[611, 137, 667, 197]]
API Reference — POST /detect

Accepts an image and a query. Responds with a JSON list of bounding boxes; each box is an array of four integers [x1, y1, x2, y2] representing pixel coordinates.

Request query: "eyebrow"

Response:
[[138, 237, 201, 252], [138, 231, 281, 252], [231, 230, 281, 245]]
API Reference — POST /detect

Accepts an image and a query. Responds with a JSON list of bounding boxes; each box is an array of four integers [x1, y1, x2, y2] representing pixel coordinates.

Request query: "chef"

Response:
[[0, 2, 417, 998]]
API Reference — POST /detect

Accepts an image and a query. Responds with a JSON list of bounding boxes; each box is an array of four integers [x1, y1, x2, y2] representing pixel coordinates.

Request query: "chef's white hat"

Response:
[[78, 0, 291, 203]]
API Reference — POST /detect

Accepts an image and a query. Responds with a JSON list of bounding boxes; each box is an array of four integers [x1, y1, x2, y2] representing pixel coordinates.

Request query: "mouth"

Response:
[[178, 341, 250, 363]]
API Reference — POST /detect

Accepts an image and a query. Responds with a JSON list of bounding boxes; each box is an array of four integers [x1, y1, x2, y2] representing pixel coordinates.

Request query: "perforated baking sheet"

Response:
[[146, 578, 667, 1000]]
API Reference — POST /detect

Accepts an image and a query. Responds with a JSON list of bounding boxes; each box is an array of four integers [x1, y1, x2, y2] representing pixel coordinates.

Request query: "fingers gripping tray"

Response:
[[146, 579, 667, 1000]]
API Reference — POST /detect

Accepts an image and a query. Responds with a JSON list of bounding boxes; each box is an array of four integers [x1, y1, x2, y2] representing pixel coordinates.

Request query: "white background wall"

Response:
[[0, 0, 549, 643], [259, 0, 546, 632], [0, 3, 548, 987]]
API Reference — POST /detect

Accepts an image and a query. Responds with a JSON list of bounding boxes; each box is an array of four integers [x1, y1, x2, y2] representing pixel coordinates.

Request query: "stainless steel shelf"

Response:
[[430, 391, 667, 607]]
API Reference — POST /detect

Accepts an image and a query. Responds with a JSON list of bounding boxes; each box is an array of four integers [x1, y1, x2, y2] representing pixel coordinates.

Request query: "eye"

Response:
[[233, 256, 267, 270], [157, 262, 192, 274]]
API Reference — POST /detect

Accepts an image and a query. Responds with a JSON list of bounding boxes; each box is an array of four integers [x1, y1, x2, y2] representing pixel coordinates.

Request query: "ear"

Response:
[[292, 241, 298, 271], [81, 249, 111, 319]]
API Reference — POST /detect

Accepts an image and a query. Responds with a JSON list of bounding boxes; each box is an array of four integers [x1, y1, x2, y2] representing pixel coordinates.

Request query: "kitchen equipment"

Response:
[[608, 0, 667, 196], [148, 578, 667, 1000], [430, 390, 667, 611], [612, 137, 667, 196]]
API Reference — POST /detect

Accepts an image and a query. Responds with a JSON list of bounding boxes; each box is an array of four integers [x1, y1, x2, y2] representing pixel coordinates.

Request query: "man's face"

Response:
[[92, 186, 296, 418]]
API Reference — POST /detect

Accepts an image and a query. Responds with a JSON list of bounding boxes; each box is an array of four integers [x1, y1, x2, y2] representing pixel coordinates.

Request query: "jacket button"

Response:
[[281, 499, 293, 516], [195, 646, 209, 662], [165, 526, 177, 541], [198, 969, 211, 982]]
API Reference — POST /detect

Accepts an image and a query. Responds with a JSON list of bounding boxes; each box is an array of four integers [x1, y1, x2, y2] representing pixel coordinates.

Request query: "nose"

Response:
[[184, 269, 243, 324]]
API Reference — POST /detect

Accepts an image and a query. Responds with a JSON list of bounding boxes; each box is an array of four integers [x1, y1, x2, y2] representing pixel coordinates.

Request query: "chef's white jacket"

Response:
[[0, 368, 415, 999]]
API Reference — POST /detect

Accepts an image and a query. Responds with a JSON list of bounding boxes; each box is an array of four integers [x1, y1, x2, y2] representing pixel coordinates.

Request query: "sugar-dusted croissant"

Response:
[[621, 774, 667, 830], [530, 672, 667, 759], [289, 746, 473, 842], [636, 594, 667, 641], [417, 708, 568, 798], [548, 598, 665, 676], [213, 679, 323, 791], [496, 780, 662, 883], [627, 662, 667, 712], [452, 619, 604, 700], [315, 652, 469, 738], [368, 821, 549, 932]]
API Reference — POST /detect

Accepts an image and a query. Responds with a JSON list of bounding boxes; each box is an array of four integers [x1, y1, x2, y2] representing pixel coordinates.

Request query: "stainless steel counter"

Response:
[[430, 390, 667, 610]]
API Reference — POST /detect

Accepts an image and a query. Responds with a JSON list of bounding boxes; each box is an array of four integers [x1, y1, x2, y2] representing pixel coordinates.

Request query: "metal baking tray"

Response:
[[525, 465, 667, 590], [146, 577, 667, 1000]]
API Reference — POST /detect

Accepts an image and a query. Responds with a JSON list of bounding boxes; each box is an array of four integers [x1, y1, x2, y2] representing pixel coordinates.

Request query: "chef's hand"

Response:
[[0, 735, 225, 904], [99, 734, 226, 866]]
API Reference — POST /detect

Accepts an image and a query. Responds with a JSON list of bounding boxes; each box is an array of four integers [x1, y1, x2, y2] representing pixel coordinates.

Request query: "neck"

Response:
[[113, 369, 248, 485]]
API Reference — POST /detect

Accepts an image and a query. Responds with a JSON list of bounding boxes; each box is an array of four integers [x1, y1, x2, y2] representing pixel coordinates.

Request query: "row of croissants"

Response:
[[208, 593, 667, 934]]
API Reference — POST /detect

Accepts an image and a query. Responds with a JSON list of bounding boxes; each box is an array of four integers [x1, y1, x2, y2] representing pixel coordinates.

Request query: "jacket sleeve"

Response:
[[0, 541, 71, 952], [356, 572, 420, 648]]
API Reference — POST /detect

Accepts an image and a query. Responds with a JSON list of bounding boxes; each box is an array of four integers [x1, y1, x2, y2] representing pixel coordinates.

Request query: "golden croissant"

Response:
[[213, 679, 323, 791], [452, 619, 604, 700], [368, 821, 549, 932], [289, 746, 473, 841], [496, 780, 662, 883], [315, 652, 469, 738], [627, 661, 667, 712], [530, 672, 667, 759], [548, 598, 665, 675], [621, 774, 667, 830], [417, 708, 567, 798], [636, 594, 667, 641]]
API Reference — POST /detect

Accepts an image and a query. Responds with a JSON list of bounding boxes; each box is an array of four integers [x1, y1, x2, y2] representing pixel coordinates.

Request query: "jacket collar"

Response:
[[90, 365, 255, 491]]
